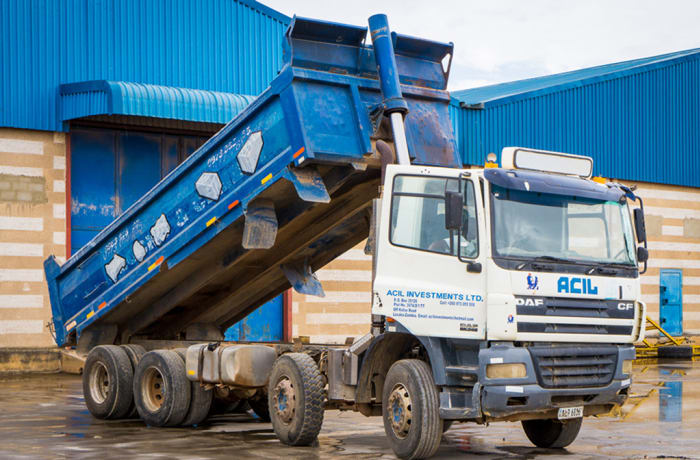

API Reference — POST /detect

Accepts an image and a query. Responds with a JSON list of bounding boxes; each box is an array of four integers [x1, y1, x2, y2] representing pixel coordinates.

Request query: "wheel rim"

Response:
[[89, 362, 110, 404], [272, 376, 296, 424], [142, 367, 165, 412], [388, 383, 412, 439]]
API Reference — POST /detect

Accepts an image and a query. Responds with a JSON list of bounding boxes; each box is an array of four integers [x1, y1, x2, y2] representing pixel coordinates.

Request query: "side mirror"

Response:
[[637, 246, 648, 263], [633, 208, 646, 243], [444, 191, 463, 231]]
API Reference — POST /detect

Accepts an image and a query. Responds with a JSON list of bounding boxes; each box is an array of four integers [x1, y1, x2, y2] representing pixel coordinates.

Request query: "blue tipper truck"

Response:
[[46, 15, 646, 460]]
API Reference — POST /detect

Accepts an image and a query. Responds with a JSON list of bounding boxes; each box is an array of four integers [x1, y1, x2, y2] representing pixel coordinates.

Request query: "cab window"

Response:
[[390, 175, 478, 258]]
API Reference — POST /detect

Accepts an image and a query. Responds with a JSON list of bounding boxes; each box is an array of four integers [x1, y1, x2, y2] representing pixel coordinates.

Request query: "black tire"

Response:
[[133, 350, 191, 427], [82, 345, 134, 420], [382, 359, 442, 460], [121, 344, 146, 418], [122, 344, 147, 367], [522, 417, 582, 448], [658, 346, 693, 359], [174, 348, 213, 427], [268, 353, 324, 446], [248, 393, 271, 422]]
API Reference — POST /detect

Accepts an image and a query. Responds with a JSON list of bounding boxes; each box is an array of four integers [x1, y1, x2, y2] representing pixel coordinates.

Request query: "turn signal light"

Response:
[[486, 363, 527, 379], [622, 359, 634, 375]]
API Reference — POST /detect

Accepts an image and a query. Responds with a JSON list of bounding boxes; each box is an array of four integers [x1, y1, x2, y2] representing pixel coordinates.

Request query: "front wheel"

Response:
[[521, 417, 582, 448], [382, 359, 442, 460], [268, 353, 324, 446]]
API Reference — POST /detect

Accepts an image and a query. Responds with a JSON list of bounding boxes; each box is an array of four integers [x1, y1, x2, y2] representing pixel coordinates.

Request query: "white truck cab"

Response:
[[364, 147, 646, 454]]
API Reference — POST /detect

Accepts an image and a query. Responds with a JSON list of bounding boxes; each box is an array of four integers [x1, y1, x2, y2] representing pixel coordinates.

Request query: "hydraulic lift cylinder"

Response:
[[368, 14, 411, 166]]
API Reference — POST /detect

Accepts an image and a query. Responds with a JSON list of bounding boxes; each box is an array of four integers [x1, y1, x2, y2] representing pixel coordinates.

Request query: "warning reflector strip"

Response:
[[148, 256, 164, 272]]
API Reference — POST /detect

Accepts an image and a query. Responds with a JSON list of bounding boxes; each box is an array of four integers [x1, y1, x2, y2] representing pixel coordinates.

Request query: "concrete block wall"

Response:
[[291, 243, 373, 343], [0, 129, 67, 348], [630, 181, 700, 335]]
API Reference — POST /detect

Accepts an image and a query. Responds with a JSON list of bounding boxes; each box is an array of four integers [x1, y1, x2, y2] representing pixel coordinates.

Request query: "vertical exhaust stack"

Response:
[[368, 14, 411, 166]]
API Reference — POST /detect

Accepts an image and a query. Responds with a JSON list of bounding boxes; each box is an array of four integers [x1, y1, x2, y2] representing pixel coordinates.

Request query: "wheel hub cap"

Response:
[[142, 367, 165, 412], [89, 362, 110, 404], [388, 383, 412, 438], [273, 377, 296, 424]]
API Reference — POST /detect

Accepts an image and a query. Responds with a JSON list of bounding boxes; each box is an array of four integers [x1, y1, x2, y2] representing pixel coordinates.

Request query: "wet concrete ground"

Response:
[[0, 359, 696, 459]]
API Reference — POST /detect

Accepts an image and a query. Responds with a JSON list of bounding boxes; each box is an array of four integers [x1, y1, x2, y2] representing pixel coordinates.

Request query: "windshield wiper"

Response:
[[532, 256, 574, 263], [587, 262, 635, 274], [514, 255, 578, 270]]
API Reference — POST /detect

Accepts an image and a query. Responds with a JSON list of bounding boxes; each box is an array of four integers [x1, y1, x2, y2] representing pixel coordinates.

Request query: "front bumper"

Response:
[[439, 342, 635, 421]]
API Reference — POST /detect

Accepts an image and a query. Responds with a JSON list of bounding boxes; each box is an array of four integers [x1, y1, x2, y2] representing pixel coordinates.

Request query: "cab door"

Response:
[[372, 165, 487, 339]]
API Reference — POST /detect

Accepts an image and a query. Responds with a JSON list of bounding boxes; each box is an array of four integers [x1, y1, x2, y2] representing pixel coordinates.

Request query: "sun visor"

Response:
[[484, 168, 625, 202]]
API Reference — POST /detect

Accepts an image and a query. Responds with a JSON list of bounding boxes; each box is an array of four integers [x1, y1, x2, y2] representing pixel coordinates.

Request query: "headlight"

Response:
[[486, 363, 527, 379], [622, 359, 634, 375]]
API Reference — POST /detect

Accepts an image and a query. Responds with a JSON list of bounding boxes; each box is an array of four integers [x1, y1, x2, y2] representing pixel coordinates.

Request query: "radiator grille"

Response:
[[527, 344, 618, 388]]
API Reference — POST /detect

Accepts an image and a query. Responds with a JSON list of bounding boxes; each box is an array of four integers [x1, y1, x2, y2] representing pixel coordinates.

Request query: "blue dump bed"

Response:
[[45, 16, 461, 348]]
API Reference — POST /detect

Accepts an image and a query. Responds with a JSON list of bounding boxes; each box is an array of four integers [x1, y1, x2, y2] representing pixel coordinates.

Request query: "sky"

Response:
[[262, 0, 700, 90]]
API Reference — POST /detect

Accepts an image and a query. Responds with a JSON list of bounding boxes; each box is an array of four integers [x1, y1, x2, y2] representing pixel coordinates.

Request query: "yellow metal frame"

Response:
[[635, 316, 700, 358], [642, 316, 684, 347]]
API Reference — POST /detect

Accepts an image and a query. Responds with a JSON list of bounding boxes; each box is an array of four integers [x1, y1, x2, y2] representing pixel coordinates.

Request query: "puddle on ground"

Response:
[[0, 360, 698, 459]]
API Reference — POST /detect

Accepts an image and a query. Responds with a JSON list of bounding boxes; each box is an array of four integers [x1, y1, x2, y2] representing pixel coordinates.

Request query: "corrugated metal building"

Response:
[[450, 49, 700, 186], [2, 0, 700, 355], [0, 0, 291, 352]]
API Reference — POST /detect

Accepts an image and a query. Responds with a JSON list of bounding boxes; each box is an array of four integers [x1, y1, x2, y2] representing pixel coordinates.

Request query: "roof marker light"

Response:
[[485, 152, 498, 168]]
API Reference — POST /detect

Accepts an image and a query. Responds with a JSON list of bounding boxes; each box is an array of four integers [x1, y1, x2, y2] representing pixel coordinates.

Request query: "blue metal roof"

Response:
[[0, 0, 290, 132], [452, 48, 700, 108], [60, 81, 256, 125], [450, 48, 700, 188]]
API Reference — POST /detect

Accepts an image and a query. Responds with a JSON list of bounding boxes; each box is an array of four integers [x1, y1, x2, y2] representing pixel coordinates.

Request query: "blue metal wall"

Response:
[[70, 127, 210, 250], [0, 0, 289, 132], [450, 52, 700, 187], [225, 296, 284, 342]]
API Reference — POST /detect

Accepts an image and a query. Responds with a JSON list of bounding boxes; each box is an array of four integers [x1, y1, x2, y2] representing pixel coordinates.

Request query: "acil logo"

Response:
[[557, 276, 598, 294]]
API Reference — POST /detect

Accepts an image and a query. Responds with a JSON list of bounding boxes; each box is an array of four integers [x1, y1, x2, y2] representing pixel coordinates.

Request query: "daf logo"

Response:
[[617, 302, 634, 311], [515, 297, 544, 307]]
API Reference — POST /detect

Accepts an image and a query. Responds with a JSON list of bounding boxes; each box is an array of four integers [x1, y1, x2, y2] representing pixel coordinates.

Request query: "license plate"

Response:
[[557, 406, 583, 420]]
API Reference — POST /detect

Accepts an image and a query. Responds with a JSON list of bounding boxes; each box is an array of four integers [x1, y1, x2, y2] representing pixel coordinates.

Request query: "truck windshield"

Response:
[[491, 184, 636, 266]]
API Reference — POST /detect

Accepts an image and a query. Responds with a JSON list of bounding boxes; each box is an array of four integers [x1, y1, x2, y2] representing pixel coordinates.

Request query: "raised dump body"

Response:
[[45, 16, 460, 348]]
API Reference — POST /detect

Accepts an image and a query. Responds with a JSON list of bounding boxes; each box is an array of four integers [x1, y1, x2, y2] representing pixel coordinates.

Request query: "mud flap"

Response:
[[283, 166, 331, 203], [281, 259, 325, 297], [242, 198, 278, 249]]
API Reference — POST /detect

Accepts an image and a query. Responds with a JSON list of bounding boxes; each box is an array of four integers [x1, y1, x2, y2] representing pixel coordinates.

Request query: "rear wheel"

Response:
[[174, 348, 213, 427], [133, 350, 191, 427], [382, 359, 442, 460], [521, 417, 582, 448], [121, 344, 146, 418], [82, 345, 134, 420], [268, 353, 324, 446]]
